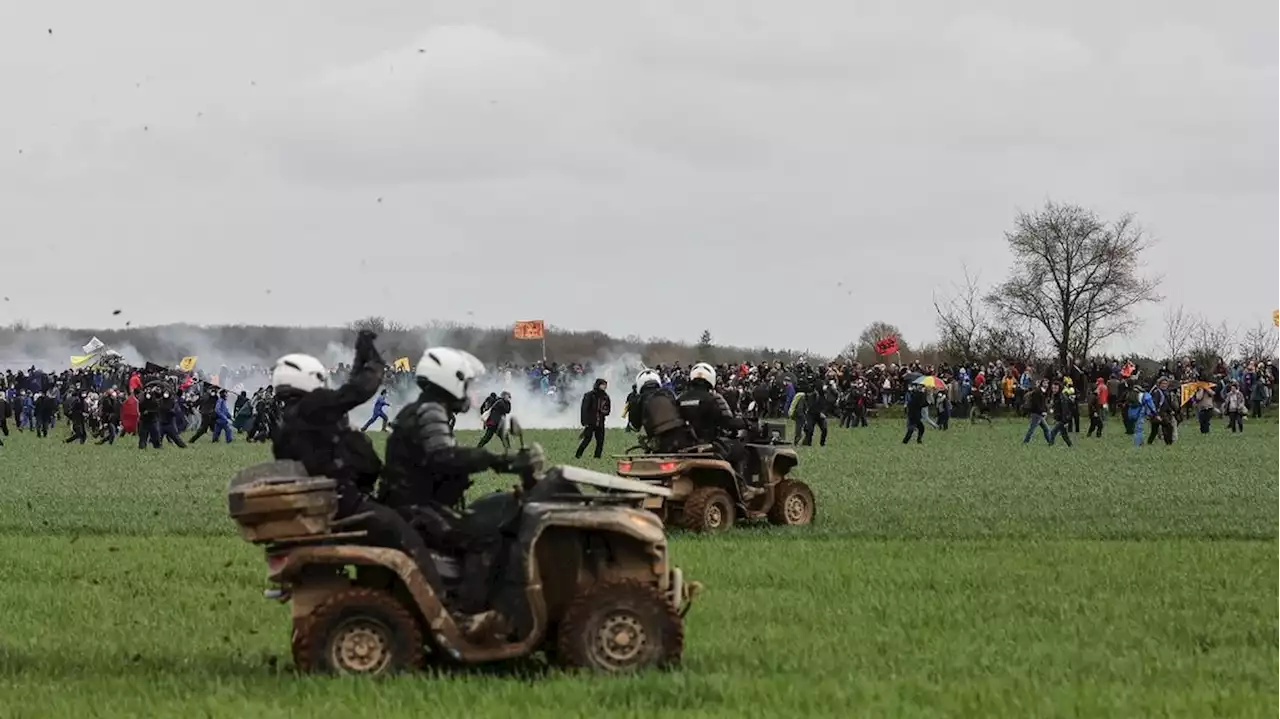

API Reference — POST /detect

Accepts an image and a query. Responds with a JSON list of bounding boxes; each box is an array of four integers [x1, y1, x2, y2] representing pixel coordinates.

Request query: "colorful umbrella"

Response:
[[913, 375, 947, 390]]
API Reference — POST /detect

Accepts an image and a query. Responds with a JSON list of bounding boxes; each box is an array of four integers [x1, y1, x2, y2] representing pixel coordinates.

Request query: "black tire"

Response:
[[767, 479, 815, 526], [555, 580, 683, 672], [680, 486, 734, 533], [291, 587, 424, 675]]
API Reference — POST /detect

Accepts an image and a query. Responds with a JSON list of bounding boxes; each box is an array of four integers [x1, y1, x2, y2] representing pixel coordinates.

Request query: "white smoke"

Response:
[[352, 351, 645, 431], [0, 325, 650, 430]]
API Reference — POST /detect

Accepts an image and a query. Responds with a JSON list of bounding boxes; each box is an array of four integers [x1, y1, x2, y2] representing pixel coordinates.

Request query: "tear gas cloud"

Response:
[[0, 325, 646, 429]]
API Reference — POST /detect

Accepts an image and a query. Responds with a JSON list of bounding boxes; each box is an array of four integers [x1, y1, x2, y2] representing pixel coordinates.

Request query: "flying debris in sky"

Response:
[[111, 309, 122, 315]]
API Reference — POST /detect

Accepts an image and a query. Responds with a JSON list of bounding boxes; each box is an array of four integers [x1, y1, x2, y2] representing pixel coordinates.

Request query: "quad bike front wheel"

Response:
[[291, 587, 424, 675], [681, 486, 735, 533], [767, 479, 815, 526], [555, 580, 683, 672]]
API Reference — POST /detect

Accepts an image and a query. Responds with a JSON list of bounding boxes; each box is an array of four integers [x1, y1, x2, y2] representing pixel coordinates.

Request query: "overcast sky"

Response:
[[1, 0, 1275, 356]]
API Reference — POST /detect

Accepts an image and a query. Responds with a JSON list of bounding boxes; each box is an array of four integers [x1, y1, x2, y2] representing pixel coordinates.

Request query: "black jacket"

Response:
[[677, 383, 744, 443], [272, 331, 385, 517], [1051, 393, 1072, 424], [1025, 388, 1046, 415], [381, 396, 503, 509], [484, 397, 511, 428], [906, 389, 928, 422], [580, 388, 611, 427], [631, 383, 696, 450], [35, 394, 58, 420], [100, 395, 120, 423]]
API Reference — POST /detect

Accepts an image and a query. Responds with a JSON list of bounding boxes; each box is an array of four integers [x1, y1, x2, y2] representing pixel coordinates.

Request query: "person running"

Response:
[[361, 388, 392, 432]]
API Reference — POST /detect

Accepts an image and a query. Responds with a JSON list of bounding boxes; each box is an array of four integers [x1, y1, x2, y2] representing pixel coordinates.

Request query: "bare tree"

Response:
[[933, 267, 987, 362], [1187, 317, 1236, 369], [1238, 323, 1278, 362], [985, 201, 1162, 368], [1160, 304, 1196, 362], [349, 316, 387, 333], [983, 317, 1042, 366]]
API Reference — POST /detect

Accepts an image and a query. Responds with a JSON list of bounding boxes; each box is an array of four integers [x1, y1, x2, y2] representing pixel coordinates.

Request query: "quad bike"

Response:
[[614, 419, 815, 533], [227, 418, 699, 676]]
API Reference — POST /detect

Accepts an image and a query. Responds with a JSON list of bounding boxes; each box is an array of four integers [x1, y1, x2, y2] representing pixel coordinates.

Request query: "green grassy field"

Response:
[[0, 416, 1275, 718]]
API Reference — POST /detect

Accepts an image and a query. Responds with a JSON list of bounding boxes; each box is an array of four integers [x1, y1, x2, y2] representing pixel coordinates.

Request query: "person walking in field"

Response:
[[212, 390, 234, 443], [902, 385, 927, 444], [1085, 387, 1105, 438], [1193, 384, 1216, 434], [575, 378, 612, 459], [1047, 382, 1073, 447], [1146, 378, 1175, 446], [1223, 380, 1247, 432], [1022, 381, 1051, 444]]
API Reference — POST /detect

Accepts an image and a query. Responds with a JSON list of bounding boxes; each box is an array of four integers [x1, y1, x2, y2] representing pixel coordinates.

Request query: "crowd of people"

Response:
[[0, 349, 1274, 452]]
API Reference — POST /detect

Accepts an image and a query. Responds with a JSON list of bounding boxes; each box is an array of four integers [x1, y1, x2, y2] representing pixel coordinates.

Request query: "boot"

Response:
[[453, 609, 512, 643]]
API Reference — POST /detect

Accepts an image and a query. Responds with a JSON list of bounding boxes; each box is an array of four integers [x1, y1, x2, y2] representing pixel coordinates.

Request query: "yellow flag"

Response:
[[1180, 381, 1213, 406], [179, 356, 198, 372], [1273, 309, 1278, 327], [69, 354, 97, 368], [393, 357, 411, 371]]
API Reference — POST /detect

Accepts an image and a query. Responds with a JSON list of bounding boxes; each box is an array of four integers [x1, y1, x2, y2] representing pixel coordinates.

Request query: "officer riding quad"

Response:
[[614, 420, 816, 533], [227, 418, 699, 676]]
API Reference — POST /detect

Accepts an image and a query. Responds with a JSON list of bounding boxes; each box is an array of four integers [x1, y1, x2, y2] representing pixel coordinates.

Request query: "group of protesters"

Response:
[[0, 348, 1273, 452]]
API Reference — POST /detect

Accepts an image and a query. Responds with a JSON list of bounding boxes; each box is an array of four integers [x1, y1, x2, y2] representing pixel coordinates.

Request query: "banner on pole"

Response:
[[874, 335, 899, 356], [513, 320, 546, 340]]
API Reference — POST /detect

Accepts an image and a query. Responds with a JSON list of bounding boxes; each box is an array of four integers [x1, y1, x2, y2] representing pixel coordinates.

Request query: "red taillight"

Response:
[[617, 462, 632, 473], [659, 462, 677, 472], [266, 553, 288, 575]]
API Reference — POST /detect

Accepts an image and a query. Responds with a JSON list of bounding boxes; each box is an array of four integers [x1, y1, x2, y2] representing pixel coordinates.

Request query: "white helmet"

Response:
[[416, 347, 485, 410], [690, 362, 716, 387], [636, 369, 661, 389], [272, 353, 328, 393]]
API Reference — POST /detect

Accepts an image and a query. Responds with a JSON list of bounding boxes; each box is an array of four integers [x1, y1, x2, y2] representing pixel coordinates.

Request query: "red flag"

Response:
[[874, 335, 899, 356], [1120, 361, 1134, 378]]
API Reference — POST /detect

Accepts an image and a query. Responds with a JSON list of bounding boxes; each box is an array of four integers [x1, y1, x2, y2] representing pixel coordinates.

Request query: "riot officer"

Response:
[[628, 369, 697, 452]]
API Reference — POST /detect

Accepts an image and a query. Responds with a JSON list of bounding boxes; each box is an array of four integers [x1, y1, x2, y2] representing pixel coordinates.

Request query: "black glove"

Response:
[[490, 453, 514, 473], [353, 330, 379, 366]]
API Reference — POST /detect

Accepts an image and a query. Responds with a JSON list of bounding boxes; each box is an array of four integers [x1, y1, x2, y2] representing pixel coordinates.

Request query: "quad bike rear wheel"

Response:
[[555, 580, 683, 672], [681, 486, 734, 533], [291, 587, 424, 675], [767, 479, 815, 526]]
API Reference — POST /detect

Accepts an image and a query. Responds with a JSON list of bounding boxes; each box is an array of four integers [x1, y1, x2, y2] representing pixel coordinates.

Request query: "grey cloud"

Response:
[[0, 0, 1274, 356]]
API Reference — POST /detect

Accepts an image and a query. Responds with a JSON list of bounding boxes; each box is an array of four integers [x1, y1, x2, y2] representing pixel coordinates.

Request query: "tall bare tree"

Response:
[[1160, 304, 1196, 362], [1238, 323, 1278, 362], [1187, 317, 1236, 369], [985, 201, 1162, 367], [983, 317, 1042, 366], [933, 267, 987, 362]]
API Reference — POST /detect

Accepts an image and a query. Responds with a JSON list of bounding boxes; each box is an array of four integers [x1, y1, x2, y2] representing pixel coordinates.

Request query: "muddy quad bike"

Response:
[[614, 419, 815, 533], [227, 418, 699, 676]]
